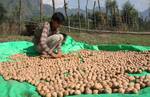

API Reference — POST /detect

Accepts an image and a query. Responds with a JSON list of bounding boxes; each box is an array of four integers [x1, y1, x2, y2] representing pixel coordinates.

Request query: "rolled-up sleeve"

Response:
[[57, 34, 64, 52], [40, 22, 50, 54]]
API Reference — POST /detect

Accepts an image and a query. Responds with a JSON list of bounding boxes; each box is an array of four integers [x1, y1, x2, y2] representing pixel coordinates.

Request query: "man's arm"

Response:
[[40, 22, 51, 55], [51, 37, 63, 58], [56, 43, 62, 57]]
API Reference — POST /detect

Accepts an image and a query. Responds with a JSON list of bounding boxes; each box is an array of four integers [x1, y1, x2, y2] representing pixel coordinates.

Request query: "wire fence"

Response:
[[1, 18, 150, 36]]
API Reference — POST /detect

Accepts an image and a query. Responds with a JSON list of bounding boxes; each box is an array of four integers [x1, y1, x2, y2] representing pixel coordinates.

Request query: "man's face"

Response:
[[51, 20, 61, 30]]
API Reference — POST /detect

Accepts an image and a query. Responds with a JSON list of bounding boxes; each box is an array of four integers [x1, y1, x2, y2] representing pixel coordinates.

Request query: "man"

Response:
[[33, 12, 66, 58]]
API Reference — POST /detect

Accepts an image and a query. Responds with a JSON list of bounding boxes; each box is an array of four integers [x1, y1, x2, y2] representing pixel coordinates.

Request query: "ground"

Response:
[[0, 32, 150, 46], [0, 32, 150, 97]]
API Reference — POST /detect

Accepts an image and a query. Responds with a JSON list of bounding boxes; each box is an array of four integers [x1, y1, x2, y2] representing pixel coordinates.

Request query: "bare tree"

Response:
[[93, 1, 96, 29], [64, 0, 68, 18], [105, 0, 110, 26], [148, 4, 150, 31], [19, 0, 22, 34], [85, 0, 89, 29], [97, 0, 101, 12], [97, 0, 102, 29], [52, 0, 55, 14], [40, 0, 43, 22], [78, 0, 81, 31], [64, 0, 70, 32]]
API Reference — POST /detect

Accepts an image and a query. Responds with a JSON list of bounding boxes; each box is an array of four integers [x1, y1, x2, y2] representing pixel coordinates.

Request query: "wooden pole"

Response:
[[93, 1, 96, 29], [97, 0, 101, 12], [64, 0, 68, 17], [64, 0, 70, 32], [19, 0, 22, 34], [40, 0, 43, 22], [78, 0, 81, 32], [97, 0, 102, 29], [106, 0, 110, 28], [86, 0, 89, 30], [52, 0, 55, 14]]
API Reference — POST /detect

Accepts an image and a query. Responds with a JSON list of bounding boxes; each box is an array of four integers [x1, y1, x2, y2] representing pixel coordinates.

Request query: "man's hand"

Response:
[[40, 52, 50, 58], [41, 51, 48, 55], [57, 51, 62, 58], [49, 51, 63, 58]]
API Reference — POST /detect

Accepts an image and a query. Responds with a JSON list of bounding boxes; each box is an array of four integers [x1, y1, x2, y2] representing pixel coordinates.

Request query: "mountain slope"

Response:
[[0, 0, 40, 18], [0, 0, 149, 20], [0, 0, 98, 18], [140, 8, 150, 20]]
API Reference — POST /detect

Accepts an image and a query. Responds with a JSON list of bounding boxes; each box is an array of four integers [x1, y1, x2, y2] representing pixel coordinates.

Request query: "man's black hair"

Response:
[[51, 12, 65, 24]]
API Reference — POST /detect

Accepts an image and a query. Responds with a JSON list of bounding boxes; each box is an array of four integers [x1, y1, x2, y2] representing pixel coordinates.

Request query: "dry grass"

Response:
[[0, 35, 32, 42], [64, 31, 150, 46], [0, 31, 150, 46]]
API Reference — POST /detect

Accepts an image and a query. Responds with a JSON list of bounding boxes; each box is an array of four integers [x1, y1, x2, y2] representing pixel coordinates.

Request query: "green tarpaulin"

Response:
[[0, 76, 41, 97], [0, 35, 150, 97]]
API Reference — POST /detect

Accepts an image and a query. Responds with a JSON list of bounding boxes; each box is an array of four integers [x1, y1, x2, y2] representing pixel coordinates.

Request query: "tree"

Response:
[[93, 1, 96, 29], [105, 0, 119, 27], [149, 6, 150, 18], [93, 11, 108, 30], [64, 0, 70, 32], [11, 6, 20, 22], [85, 0, 89, 29], [121, 1, 139, 30], [97, 0, 101, 12], [52, 0, 55, 14], [40, 0, 43, 22], [64, 0, 68, 17], [19, 0, 22, 34], [78, 0, 81, 31], [0, 3, 7, 24]]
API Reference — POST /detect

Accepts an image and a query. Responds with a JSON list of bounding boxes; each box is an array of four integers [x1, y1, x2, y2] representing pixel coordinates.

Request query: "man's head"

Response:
[[50, 12, 65, 31]]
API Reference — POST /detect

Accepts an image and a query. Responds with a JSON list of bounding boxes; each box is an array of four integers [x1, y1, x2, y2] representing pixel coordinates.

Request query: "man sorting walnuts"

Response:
[[33, 12, 66, 58]]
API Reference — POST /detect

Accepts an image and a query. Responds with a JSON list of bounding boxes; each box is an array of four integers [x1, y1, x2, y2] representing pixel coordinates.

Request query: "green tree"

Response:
[[121, 1, 139, 30], [0, 3, 7, 24], [9, 6, 20, 22], [105, 0, 119, 27]]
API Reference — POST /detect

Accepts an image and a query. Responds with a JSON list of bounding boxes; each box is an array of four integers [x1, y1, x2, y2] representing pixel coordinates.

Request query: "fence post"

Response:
[[93, 1, 96, 29], [98, 0, 101, 12], [64, 0, 70, 32], [40, 0, 43, 22], [52, 0, 55, 14], [19, 0, 22, 34], [85, 0, 89, 30], [78, 0, 81, 32]]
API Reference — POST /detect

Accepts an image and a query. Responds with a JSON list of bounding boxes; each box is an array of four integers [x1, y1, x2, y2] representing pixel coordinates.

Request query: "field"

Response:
[[0, 32, 150, 46]]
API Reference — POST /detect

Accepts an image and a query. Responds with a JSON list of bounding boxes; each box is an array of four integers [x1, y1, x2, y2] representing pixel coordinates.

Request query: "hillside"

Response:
[[0, 0, 149, 20], [140, 8, 150, 20]]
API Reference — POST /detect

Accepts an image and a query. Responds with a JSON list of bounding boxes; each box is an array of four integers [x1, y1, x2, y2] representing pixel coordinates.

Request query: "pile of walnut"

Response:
[[0, 50, 150, 97]]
